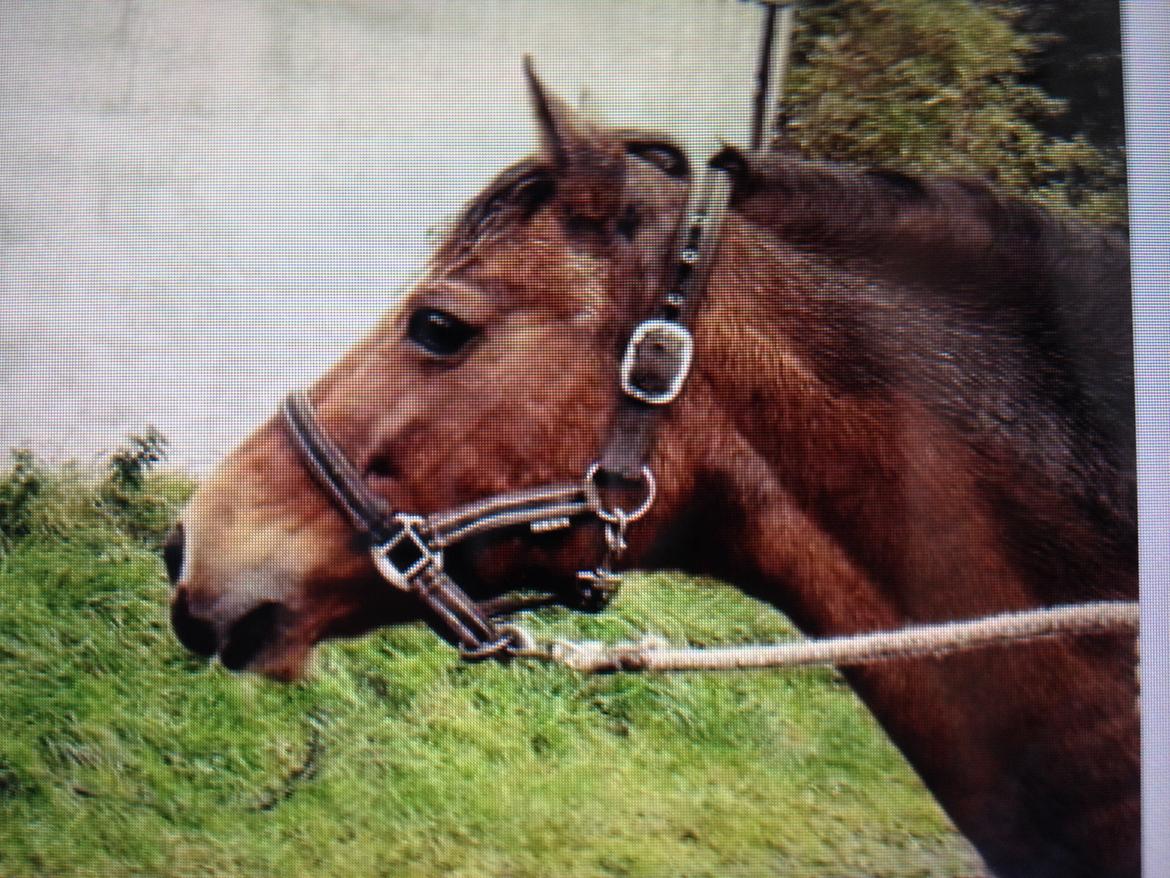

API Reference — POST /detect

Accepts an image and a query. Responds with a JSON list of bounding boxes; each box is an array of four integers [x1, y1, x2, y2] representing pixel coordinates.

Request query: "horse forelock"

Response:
[[438, 159, 554, 259]]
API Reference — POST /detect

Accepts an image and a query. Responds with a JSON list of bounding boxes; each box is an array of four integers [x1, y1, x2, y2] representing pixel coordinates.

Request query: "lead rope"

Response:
[[501, 600, 1139, 673]]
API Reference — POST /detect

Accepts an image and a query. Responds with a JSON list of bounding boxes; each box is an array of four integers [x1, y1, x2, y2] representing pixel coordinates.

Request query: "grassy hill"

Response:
[[0, 444, 980, 877]]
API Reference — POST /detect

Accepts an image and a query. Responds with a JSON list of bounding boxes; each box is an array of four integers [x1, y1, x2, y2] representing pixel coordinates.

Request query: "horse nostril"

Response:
[[219, 602, 283, 672], [364, 453, 400, 482], [162, 523, 184, 586], [170, 588, 219, 658]]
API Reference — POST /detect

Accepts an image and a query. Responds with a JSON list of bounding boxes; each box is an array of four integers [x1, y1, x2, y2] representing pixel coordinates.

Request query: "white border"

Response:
[[1123, 1, 1170, 873]]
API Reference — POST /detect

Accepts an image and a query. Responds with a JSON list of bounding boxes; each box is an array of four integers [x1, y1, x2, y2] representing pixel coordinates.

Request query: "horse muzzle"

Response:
[[165, 524, 309, 678], [170, 585, 304, 674]]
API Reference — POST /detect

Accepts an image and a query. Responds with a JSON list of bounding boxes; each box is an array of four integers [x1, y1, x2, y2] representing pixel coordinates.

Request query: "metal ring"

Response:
[[459, 634, 513, 662], [458, 624, 537, 661], [583, 463, 657, 526]]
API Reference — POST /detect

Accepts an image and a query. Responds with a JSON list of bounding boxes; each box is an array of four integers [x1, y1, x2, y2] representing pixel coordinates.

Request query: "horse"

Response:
[[165, 66, 1139, 878]]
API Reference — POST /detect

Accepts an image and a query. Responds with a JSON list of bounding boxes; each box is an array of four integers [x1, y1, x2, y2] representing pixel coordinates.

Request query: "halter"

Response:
[[281, 155, 734, 659]]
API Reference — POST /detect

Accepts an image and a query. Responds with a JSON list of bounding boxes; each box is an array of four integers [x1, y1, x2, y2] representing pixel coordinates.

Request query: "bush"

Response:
[[0, 434, 193, 556], [777, 0, 1127, 225], [0, 449, 42, 550], [107, 426, 168, 494], [100, 427, 182, 547]]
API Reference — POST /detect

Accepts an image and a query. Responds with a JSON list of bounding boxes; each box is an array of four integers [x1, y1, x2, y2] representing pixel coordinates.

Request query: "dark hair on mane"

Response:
[[733, 150, 1133, 432], [729, 149, 1130, 305], [442, 159, 554, 254], [726, 151, 1135, 554]]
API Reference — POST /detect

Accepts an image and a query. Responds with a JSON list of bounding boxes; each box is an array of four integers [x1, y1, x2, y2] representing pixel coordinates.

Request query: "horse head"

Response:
[[167, 64, 716, 678]]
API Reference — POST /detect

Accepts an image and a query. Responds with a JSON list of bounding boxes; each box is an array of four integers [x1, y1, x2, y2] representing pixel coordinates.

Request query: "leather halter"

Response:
[[281, 155, 733, 659]]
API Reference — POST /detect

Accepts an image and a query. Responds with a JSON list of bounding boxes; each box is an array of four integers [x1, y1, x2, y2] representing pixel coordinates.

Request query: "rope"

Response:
[[516, 600, 1139, 674]]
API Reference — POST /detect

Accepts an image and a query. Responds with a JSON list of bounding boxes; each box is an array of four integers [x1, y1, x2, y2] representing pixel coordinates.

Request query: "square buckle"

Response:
[[619, 319, 694, 405], [371, 516, 439, 591]]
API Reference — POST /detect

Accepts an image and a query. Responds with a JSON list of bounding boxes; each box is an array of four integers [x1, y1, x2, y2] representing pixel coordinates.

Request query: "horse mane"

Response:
[[438, 142, 1135, 540], [730, 151, 1130, 345], [729, 151, 1136, 550]]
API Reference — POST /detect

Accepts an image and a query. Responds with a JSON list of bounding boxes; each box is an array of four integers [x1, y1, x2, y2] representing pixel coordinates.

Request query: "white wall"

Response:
[[0, 0, 762, 471]]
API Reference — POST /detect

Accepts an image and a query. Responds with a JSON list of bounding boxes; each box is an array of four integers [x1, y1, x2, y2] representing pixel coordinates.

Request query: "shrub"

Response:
[[100, 428, 194, 549], [0, 433, 193, 555], [106, 426, 168, 494], [0, 449, 42, 551], [778, 0, 1127, 225]]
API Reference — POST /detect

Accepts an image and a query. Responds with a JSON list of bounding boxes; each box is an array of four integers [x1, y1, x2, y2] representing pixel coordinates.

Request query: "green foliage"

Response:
[[0, 449, 42, 550], [779, 0, 1127, 225], [0, 437, 192, 559], [1017, 0, 1125, 149], [100, 427, 179, 547], [107, 426, 168, 494], [0, 453, 980, 877]]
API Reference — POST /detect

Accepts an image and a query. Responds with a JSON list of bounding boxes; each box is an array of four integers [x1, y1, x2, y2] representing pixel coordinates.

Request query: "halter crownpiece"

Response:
[[601, 160, 733, 480], [281, 155, 734, 658]]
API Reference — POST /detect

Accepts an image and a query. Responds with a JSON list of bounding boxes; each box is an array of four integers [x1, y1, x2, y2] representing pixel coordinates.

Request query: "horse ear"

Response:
[[710, 143, 752, 189], [523, 56, 625, 222]]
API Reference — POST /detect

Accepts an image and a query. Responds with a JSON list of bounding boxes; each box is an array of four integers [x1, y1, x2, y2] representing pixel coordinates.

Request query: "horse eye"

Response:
[[407, 308, 477, 357]]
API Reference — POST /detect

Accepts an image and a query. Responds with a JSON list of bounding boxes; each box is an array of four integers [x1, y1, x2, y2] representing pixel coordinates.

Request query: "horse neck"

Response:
[[654, 217, 1140, 878], [671, 221, 1027, 634], [670, 216, 1136, 633]]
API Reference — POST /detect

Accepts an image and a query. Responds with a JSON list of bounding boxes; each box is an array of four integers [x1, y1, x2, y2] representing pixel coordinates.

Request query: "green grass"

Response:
[[0, 447, 981, 877]]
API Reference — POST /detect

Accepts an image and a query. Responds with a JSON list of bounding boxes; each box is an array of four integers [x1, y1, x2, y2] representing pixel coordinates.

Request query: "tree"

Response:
[[775, 0, 1127, 226], [1015, 0, 1126, 151]]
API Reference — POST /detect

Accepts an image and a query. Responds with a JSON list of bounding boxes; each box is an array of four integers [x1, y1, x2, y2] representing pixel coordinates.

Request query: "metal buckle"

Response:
[[371, 515, 440, 591], [619, 319, 694, 405]]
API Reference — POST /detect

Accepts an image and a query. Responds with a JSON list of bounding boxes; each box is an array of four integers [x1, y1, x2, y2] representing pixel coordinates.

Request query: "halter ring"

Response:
[[583, 463, 657, 526]]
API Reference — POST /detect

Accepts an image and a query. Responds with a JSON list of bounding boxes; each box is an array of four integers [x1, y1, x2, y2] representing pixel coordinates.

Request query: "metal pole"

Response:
[[749, 3, 779, 151], [770, 5, 796, 141], [747, 2, 796, 153]]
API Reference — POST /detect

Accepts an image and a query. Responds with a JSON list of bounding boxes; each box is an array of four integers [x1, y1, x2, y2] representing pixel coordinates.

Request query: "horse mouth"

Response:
[[217, 601, 312, 680], [219, 601, 284, 670]]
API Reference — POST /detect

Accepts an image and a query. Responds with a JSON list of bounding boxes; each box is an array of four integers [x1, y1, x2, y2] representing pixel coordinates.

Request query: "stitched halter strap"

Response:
[[281, 156, 734, 658], [282, 390, 594, 657]]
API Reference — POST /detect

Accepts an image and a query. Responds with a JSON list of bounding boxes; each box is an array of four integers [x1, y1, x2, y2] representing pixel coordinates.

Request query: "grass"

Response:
[[0, 442, 982, 878]]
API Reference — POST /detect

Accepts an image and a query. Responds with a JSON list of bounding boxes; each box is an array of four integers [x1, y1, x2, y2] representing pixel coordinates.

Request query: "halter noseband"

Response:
[[281, 155, 733, 659]]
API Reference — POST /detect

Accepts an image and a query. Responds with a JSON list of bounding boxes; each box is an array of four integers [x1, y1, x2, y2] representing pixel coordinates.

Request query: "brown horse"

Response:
[[167, 69, 1139, 878]]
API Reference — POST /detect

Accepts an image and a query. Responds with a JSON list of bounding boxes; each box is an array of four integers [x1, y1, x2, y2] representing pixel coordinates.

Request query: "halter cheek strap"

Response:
[[280, 156, 734, 659], [601, 162, 733, 479]]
